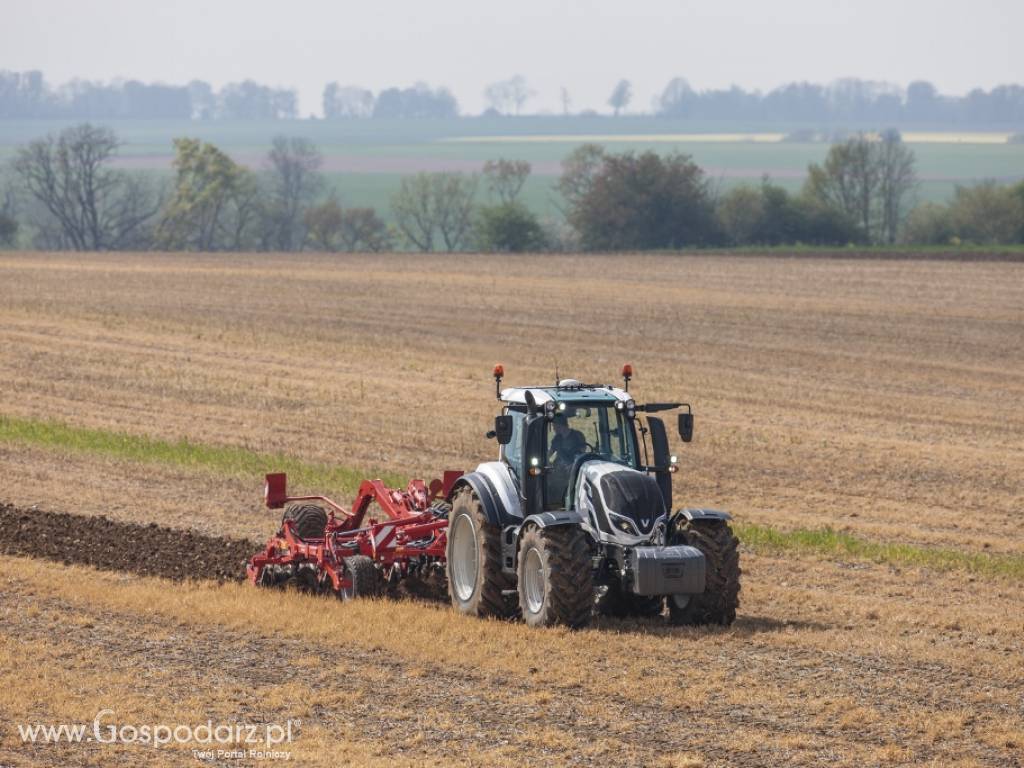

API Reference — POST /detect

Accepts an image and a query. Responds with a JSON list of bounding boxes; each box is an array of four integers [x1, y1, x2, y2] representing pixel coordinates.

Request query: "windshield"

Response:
[[546, 403, 636, 508], [548, 403, 637, 467]]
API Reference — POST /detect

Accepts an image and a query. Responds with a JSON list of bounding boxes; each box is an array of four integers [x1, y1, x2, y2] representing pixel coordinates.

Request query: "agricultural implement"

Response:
[[247, 364, 741, 628]]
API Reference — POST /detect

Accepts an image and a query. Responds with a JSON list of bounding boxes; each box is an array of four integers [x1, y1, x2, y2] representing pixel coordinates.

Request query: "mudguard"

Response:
[[675, 508, 732, 523], [522, 511, 585, 529], [449, 473, 503, 527]]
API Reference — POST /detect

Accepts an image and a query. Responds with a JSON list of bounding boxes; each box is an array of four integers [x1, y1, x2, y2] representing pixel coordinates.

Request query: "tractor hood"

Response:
[[575, 461, 667, 545]]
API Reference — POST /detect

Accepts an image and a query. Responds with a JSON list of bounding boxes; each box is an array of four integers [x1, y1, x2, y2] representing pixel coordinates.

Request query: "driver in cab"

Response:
[[549, 413, 586, 466]]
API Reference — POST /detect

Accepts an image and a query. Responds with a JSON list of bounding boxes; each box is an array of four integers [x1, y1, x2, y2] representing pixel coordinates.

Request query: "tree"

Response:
[[391, 172, 478, 252], [608, 80, 632, 116], [554, 143, 606, 216], [561, 149, 719, 250], [875, 130, 918, 244], [805, 135, 878, 240], [475, 202, 546, 252], [948, 182, 1024, 244], [372, 83, 458, 119], [0, 212, 16, 246], [13, 123, 161, 250], [805, 133, 917, 244], [483, 159, 530, 204], [484, 76, 533, 116], [338, 208, 393, 252], [560, 87, 572, 116], [322, 83, 374, 118], [157, 138, 259, 251], [716, 186, 764, 245], [263, 135, 323, 251], [304, 196, 344, 251]]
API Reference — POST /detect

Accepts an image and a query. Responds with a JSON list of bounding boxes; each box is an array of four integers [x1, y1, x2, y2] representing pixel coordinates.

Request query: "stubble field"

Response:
[[0, 250, 1021, 767]]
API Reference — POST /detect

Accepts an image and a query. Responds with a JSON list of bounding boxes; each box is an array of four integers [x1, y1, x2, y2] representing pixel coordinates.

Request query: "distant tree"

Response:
[[0, 180, 19, 246], [157, 138, 259, 251], [805, 133, 917, 244], [715, 179, 859, 247], [900, 202, 956, 245], [475, 202, 546, 252], [483, 159, 531, 204], [391, 172, 478, 251], [338, 208, 393, 252], [303, 196, 344, 251], [657, 77, 695, 117], [561, 149, 719, 250], [608, 80, 632, 116], [263, 135, 323, 251], [905, 80, 941, 122], [484, 76, 533, 115], [0, 211, 16, 246], [13, 123, 161, 250], [554, 143, 606, 216], [875, 130, 918, 244], [716, 185, 764, 245], [372, 83, 457, 119], [322, 83, 375, 118], [218, 80, 297, 120], [187, 80, 216, 120], [947, 181, 1024, 244]]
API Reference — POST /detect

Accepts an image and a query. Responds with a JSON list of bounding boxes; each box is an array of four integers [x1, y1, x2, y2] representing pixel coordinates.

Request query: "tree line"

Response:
[[2, 123, 1023, 253], [3, 70, 1024, 125]]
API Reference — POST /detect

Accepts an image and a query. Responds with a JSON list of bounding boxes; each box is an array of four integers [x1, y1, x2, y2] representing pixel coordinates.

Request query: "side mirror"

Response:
[[678, 413, 694, 443], [494, 415, 514, 445]]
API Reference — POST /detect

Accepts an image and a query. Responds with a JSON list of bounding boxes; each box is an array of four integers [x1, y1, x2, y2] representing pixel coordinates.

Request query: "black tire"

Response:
[[517, 525, 594, 629], [338, 555, 379, 600], [596, 585, 664, 618], [282, 504, 327, 540], [668, 518, 741, 626], [446, 487, 516, 618]]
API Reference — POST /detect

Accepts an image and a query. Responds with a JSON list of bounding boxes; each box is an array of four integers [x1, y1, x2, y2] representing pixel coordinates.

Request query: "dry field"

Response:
[[0, 250, 1022, 767]]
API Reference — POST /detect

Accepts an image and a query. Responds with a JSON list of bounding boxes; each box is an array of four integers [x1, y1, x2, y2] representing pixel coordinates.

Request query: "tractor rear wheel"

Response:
[[282, 504, 327, 540], [338, 555, 379, 600], [517, 525, 594, 629], [668, 518, 740, 626], [446, 487, 515, 618]]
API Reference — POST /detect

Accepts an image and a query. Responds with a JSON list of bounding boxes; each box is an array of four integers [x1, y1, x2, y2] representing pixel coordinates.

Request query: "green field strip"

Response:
[[0, 414, 403, 497], [736, 522, 1024, 580], [2, 414, 1022, 579]]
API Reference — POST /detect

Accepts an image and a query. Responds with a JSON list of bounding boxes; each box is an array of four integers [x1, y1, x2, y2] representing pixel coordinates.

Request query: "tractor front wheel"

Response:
[[446, 487, 515, 618], [517, 525, 593, 629], [668, 518, 741, 626]]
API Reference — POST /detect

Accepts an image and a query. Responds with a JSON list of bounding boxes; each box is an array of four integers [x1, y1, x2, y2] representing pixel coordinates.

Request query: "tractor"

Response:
[[247, 364, 740, 629], [444, 364, 740, 628]]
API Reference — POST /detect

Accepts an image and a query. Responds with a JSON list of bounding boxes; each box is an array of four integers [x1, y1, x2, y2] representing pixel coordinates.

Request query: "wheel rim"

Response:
[[450, 513, 479, 602], [523, 546, 545, 615], [671, 594, 690, 609]]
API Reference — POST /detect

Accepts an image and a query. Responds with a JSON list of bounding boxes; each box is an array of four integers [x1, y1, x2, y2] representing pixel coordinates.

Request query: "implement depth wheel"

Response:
[[338, 555, 379, 600], [446, 487, 515, 618], [517, 525, 593, 629]]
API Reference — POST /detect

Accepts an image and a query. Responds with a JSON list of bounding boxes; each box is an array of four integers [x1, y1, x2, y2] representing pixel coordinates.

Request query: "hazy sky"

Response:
[[4, 0, 1019, 116]]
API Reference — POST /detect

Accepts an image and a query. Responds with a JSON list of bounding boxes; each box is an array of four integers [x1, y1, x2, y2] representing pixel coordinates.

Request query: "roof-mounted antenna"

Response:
[[554, 359, 560, 386]]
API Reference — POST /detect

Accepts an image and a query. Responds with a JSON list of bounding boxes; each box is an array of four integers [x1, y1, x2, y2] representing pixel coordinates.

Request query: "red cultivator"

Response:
[[246, 470, 463, 599]]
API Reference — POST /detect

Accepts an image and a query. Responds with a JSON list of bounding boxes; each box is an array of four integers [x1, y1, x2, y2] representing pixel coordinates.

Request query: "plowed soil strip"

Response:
[[0, 502, 256, 581]]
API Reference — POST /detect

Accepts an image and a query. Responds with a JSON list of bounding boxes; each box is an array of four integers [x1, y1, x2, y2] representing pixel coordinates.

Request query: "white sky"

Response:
[[3, 0, 1019, 116]]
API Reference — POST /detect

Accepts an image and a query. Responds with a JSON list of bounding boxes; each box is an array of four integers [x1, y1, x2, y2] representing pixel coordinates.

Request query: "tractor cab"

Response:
[[489, 365, 694, 521]]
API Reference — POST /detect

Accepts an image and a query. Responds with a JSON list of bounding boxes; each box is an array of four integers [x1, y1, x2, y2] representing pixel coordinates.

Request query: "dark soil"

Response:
[[0, 502, 258, 582]]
